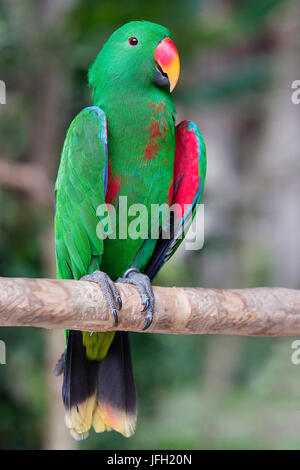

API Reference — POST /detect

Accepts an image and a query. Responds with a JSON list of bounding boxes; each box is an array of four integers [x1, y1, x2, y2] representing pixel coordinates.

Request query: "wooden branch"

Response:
[[0, 277, 300, 336]]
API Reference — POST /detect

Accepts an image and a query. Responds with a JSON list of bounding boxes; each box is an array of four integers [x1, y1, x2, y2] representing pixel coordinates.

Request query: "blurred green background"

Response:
[[0, 0, 300, 450]]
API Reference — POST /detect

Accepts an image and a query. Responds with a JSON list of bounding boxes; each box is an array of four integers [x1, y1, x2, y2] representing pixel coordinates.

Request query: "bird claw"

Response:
[[142, 313, 153, 331], [111, 308, 119, 327], [116, 296, 122, 311], [80, 270, 122, 327], [141, 298, 150, 313], [117, 268, 154, 330]]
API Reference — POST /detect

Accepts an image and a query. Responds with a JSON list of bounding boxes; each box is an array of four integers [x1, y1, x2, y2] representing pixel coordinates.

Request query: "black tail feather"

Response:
[[62, 330, 98, 410], [97, 331, 137, 418]]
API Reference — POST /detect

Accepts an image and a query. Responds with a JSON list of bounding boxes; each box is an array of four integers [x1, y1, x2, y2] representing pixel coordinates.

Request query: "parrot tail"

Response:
[[60, 330, 137, 440]]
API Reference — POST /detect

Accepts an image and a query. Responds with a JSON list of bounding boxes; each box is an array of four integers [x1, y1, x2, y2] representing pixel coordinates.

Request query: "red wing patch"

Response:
[[172, 121, 200, 218], [105, 162, 121, 205]]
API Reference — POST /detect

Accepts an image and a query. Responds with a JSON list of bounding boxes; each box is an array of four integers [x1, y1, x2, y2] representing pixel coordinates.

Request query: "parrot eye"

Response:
[[129, 37, 138, 46]]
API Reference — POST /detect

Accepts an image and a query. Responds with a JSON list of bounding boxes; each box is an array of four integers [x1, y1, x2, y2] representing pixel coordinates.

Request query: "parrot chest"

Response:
[[100, 99, 175, 278], [106, 100, 175, 210]]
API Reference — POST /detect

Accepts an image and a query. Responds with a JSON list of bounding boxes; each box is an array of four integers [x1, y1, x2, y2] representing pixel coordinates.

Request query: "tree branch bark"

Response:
[[0, 277, 300, 336]]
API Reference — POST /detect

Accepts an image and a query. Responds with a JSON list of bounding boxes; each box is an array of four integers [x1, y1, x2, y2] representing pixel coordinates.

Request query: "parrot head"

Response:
[[89, 21, 180, 99]]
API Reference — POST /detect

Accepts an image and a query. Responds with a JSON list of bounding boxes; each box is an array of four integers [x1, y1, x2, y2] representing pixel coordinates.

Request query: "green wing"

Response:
[[55, 106, 108, 281]]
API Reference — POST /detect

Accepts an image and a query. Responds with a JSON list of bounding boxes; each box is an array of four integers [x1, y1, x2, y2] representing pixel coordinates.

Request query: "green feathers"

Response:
[[82, 332, 115, 361], [55, 107, 108, 280]]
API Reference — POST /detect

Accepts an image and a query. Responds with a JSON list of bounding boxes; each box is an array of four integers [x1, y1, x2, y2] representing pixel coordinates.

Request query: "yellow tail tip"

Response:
[[65, 394, 96, 439], [65, 397, 136, 439], [93, 402, 136, 438]]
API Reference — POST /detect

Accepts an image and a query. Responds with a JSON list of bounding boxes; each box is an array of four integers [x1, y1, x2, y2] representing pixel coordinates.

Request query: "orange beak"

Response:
[[154, 38, 180, 92]]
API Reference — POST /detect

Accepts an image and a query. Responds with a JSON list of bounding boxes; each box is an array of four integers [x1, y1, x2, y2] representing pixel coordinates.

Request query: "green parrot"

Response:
[[54, 21, 206, 440]]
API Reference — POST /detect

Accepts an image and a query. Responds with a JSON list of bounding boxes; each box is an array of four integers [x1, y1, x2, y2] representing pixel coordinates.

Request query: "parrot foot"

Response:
[[80, 270, 122, 327], [116, 268, 154, 331]]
